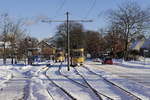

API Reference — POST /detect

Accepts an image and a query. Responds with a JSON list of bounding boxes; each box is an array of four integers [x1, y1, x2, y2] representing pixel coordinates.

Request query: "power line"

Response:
[[84, 0, 97, 19], [42, 19, 93, 23], [94, 11, 105, 21], [41, 0, 67, 31], [54, 0, 67, 17]]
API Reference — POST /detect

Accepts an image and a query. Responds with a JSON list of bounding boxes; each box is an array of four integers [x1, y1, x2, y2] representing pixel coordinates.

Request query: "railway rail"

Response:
[[95, 63, 150, 88], [36, 66, 55, 100], [48, 63, 104, 100], [36, 64, 104, 100], [38, 63, 143, 100], [46, 88, 55, 100], [58, 65, 87, 88], [58, 64, 114, 100], [115, 73, 150, 88], [81, 65, 142, 100], [74, 67, 112, 100], [44, 66, 77, 100]]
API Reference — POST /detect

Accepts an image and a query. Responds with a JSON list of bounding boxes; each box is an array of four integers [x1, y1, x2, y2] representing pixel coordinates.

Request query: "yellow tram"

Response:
[[71, 48, 84, 66], [55, 50, 65, 62]]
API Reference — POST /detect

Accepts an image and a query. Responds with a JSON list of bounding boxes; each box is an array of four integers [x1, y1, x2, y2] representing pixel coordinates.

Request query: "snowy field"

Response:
[[0, 59, 150, 100]]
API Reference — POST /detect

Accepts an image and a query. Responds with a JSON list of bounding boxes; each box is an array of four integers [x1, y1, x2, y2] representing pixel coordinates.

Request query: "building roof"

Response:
[[131, 36, 150, 50], [38, 41, 55, 48]]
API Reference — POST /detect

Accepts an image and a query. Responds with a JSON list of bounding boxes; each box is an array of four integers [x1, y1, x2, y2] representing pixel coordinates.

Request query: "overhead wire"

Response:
[[94, 11, 106, 22], [54, 0, 67, 18], [42, 0, 67, 30], [26, 0, 67, 26], [81, 0, 97, 31], [84, 0, 97, 19], [84, 0, 105, 22], [48, 0, 67, 22]]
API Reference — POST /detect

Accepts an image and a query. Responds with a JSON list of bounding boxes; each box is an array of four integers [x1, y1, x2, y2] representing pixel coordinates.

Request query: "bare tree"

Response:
[[0, 14, 12, 64], [108, 1, 150, 60], [55, 22, 85, 50], [104, 25, 125, 57], [8, 20, 26, 64], [85, 30, 104, 58], [0, 13, 26, 64]]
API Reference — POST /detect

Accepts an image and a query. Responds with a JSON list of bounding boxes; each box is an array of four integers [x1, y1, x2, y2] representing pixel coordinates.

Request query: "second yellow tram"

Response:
[[55, 50, 65, 62]]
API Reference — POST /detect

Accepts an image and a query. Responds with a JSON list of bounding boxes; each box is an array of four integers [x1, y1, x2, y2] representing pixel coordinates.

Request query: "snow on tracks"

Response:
[[82, 66, 142, 100], [45, 66, 77, 100], [74, 66, 142, 100], [46, 63, 101, 100]]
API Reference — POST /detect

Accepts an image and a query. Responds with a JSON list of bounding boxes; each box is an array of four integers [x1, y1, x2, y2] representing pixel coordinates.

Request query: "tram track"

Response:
[[81, 65, 142, 100], [36, 66, 56, 100], [115, 74, 150, 88], [93, 63, 150, 88], [59, 64, 113, 100], [58, 65, 87, 88], [46, 88, 55, 100], [73, 67, 114, 100], [47, 63, 105, 100], [44, 65, 77, 100], [34, 63, 98, 100], [40, 62, 142, 100]]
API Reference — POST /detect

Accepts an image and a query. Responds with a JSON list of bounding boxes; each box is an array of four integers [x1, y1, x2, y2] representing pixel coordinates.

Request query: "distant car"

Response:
[[102, 57, 113, 64], [93, 58, 102, 62]]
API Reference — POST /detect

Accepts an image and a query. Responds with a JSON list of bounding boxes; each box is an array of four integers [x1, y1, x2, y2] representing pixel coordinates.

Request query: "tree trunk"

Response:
[[124, 28, 129, 61], [3, 42, 6, 64]]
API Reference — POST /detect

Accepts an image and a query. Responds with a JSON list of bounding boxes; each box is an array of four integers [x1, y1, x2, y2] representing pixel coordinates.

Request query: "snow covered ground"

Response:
[[0, 59, 149, 100], [85, 60, 150, 99]]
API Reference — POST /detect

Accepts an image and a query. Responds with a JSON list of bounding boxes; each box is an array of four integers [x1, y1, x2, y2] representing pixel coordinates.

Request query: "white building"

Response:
[[0, 41, 11, 48]]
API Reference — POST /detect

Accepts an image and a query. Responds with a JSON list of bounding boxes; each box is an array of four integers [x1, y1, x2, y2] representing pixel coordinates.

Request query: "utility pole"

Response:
[[42, 12, 92, 71], [66, 12, 70, 71]]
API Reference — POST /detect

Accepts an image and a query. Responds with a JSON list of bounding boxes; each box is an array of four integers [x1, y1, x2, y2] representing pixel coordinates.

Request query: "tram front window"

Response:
[[56, 53, 61, 57], [73, 52, 82, 57]]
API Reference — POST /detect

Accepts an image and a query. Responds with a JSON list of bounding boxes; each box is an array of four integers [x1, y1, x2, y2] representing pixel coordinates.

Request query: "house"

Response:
[[0, 41, 11, 58], [0, 41, 11, 48], [130, 36, 150, 57], [37, 41, 56, 60], [130, 37, 146, 51], [140, 37, 150, 57]]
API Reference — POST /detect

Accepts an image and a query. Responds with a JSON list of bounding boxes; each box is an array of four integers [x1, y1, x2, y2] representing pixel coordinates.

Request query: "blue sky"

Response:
[[0, 0, 150, 40]]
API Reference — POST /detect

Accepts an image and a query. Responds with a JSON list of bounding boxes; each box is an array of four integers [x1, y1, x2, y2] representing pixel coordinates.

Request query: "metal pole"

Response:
[[66, 12, 70, 71]]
